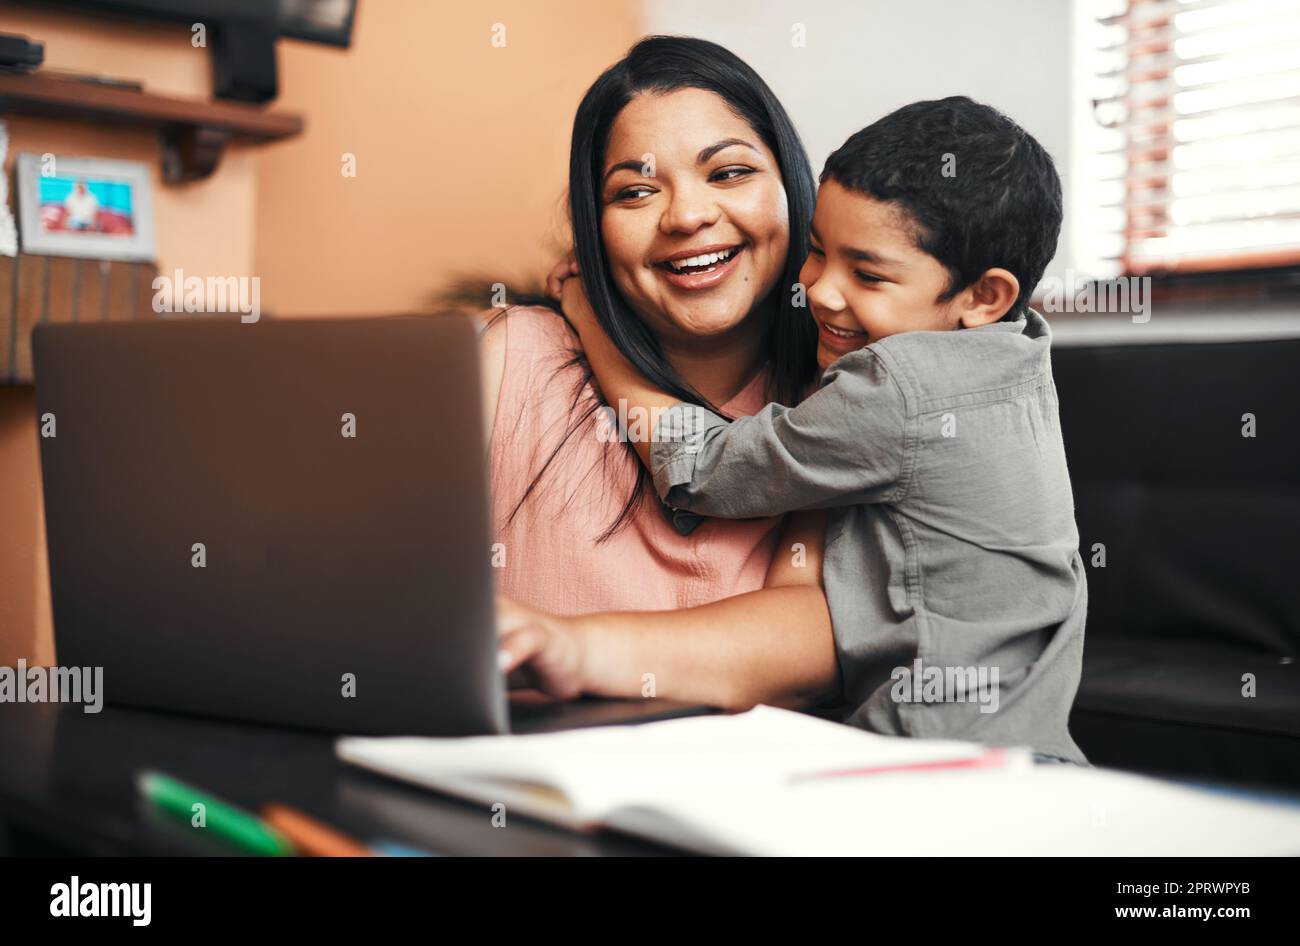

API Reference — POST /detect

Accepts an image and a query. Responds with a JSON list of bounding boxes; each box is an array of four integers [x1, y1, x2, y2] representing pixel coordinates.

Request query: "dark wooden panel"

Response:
[[45, 257, 77, 324], [1, 254, 159, 385], [12, 254, 42, 384]]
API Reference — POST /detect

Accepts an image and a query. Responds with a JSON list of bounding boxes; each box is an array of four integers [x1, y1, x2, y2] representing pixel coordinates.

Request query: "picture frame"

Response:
[[14, 153, 156, 262]]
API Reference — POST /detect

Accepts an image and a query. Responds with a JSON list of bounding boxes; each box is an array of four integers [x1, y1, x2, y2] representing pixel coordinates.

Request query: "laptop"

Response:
[[33, 315, 712, 736]]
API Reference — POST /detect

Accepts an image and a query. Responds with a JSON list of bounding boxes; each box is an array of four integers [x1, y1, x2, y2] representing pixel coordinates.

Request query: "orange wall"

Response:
[[0, 8, 258, 665], [257, 0, 641, 316], [0, 3, 642, 663]]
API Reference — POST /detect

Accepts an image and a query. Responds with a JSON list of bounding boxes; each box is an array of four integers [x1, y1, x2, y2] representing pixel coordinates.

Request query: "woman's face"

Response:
[[599, 88, 790, 346]]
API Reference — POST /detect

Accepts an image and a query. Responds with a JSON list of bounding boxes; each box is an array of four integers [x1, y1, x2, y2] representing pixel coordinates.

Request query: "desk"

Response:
[[0, 703, 678, 856]]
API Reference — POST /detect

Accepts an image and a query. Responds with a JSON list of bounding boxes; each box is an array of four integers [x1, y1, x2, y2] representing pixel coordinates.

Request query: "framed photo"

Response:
[[14, 154, 156, 262]]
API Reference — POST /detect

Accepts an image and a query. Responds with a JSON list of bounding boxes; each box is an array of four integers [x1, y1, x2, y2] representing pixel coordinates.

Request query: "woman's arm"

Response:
[[474, 307, 508, 447], [498, 509, 839, 711], [765, 508, 829, 589]]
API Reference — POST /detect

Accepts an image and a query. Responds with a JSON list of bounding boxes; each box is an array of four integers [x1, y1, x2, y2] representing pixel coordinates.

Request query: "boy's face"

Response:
[[801, 180, 960, 372]]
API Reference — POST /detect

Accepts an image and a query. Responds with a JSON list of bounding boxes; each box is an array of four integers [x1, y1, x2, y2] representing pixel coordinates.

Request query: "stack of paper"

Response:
[[336, 706, 1300, 855]]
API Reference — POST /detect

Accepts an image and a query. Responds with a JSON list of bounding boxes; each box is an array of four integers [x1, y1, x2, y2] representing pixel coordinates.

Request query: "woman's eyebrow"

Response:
[[603, 159, 649, 183], [603, 138, 759, 184], [697, 137, 758, 163]]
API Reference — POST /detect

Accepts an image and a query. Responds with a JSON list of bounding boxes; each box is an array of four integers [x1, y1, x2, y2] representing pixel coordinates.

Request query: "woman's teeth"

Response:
[[665, 247, 737, 273]]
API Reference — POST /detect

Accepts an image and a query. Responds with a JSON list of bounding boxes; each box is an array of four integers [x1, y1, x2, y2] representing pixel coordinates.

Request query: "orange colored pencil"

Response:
[[261, 803, 373, 857]]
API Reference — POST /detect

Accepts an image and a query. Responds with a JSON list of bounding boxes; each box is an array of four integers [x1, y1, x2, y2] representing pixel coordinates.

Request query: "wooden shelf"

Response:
[[0, 72, 304, 182]]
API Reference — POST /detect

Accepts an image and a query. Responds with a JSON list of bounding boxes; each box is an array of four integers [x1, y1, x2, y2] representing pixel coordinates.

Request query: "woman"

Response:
[[480, 37, 838, 712]]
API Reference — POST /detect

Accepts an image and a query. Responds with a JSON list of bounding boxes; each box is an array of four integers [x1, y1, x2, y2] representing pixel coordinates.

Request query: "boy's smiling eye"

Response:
[[854, 271, 884, 284]]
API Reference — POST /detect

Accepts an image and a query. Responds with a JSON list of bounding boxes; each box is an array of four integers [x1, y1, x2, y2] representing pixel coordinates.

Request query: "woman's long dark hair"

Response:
[[506, 35, 818, 541]]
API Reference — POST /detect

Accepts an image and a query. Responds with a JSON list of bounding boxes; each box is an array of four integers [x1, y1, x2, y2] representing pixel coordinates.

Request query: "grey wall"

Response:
[[643, 0, 1077, 283]]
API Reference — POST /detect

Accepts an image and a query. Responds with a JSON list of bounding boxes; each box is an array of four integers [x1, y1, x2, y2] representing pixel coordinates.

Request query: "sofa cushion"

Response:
[[1052, 339, 1300, 658], [1072, 637, 1300, 786], [1075, 638, 1300, 736]]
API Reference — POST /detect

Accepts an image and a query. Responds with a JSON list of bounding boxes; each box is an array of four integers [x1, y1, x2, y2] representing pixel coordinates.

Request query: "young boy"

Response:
[[563, 96, 1088, 764]]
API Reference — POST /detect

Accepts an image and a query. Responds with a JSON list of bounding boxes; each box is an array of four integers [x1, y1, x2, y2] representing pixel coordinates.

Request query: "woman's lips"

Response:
[[655, 244, 745, 291], [816, 317, 869, 352]]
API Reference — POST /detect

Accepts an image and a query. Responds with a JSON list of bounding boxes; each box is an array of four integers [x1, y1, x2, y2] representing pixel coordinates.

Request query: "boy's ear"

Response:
[[957, 268, 1020, 328]]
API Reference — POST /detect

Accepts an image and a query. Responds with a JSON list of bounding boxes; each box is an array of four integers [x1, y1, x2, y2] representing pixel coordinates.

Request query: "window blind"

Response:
[[1082, 0, 1300, 275]]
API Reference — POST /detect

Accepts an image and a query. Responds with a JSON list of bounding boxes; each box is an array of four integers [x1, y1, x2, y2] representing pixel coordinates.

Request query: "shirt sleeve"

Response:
[[649, 347, 909, 520]]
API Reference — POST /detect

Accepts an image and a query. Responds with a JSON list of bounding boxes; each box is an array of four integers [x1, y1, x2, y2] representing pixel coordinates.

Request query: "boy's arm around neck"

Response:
[[562, 279, 909, 519]]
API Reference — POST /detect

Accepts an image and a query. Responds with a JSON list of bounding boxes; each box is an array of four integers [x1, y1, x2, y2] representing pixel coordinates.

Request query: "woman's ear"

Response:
[[958, 268, 1020, 328]]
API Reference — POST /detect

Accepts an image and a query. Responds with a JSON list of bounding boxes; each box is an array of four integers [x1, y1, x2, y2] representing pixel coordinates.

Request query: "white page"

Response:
[[336, 705, 1004, 827], [632, 763, 1300, 856]]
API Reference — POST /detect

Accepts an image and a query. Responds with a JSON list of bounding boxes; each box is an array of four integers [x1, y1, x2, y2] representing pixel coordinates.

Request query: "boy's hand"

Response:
[[559, 274, 601, 340], [559, 275, 678, 470], [496, 596, 590, 701], [544, 254, 580, 301]]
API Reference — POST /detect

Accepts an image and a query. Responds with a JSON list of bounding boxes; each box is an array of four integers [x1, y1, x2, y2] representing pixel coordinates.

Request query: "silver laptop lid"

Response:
[[33, 315, 506, 736]]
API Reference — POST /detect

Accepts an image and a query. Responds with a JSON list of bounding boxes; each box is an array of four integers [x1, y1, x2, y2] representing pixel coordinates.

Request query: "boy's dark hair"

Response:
[[821, 96, 1062, 320]]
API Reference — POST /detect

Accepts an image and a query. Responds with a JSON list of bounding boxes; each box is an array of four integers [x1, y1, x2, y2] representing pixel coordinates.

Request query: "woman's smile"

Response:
[[653, 243, 746, 291]]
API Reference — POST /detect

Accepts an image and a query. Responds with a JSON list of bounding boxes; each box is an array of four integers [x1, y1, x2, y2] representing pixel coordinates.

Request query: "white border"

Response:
[[15, 153, 156, 262]]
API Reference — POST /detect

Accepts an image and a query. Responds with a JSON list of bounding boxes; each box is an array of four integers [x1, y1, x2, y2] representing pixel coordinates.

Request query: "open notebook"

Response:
[[336, 705, 1300, 856]]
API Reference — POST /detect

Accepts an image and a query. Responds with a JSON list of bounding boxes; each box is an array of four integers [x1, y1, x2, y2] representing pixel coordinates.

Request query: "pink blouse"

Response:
[[489, 306, 783, 615]]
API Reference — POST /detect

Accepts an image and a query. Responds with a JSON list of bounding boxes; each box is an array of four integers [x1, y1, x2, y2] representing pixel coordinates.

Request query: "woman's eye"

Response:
[[711, 166, 755, 183], [809, 245, 825, 256], [614, 186, 654, 202]]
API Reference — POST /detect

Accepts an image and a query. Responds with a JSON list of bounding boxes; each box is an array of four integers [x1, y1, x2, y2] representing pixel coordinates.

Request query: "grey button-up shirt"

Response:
[[651, 310, 1087, 763]]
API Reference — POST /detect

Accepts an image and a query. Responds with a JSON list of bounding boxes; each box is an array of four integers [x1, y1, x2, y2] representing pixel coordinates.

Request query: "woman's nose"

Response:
[[659, 185, 722, 235]]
